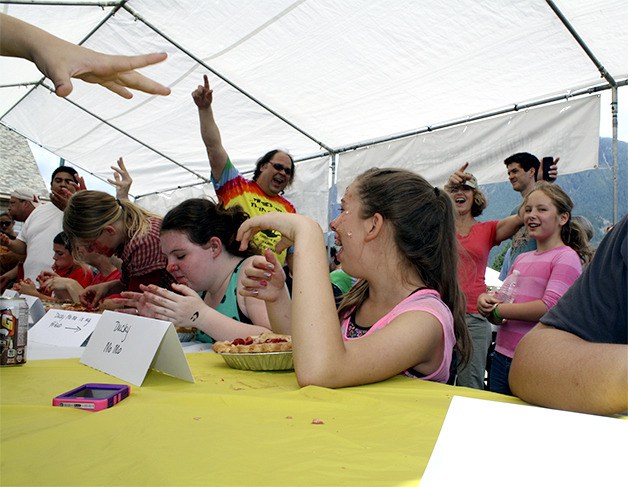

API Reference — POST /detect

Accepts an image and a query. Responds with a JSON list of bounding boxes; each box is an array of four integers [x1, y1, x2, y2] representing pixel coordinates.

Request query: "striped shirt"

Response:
[[212, 159, 296, 265], [495, 246, 582, 358]]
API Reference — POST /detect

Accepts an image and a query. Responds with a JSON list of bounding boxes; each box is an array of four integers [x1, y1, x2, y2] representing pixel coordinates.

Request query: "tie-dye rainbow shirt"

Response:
[[212, 159, 296, 265]]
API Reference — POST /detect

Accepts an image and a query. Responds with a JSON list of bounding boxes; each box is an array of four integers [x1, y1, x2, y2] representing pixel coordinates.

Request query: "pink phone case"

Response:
[[53, 383, 130, 411]]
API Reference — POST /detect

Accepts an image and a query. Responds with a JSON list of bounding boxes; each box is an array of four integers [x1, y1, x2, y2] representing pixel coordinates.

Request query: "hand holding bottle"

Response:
[[494, 270, 520, 303]]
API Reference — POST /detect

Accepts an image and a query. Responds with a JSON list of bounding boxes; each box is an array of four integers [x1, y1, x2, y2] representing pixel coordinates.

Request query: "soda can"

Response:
[[1, 296, 29, 366]]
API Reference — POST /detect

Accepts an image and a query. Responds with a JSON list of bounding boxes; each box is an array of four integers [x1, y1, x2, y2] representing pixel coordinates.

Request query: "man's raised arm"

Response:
[[191, 74, 229, 181]]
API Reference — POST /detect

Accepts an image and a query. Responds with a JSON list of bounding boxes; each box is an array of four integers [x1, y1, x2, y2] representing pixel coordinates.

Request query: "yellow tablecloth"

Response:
[[1, 353, 525, 486]]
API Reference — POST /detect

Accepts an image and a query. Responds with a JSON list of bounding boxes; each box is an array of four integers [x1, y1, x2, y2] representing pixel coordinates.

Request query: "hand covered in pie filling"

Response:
[[13, 278, 38, 296], [135, 283, 206, 328], [240, 248, 287, 302], [113, 291, 152, 316], [80, 281, 116, 309]]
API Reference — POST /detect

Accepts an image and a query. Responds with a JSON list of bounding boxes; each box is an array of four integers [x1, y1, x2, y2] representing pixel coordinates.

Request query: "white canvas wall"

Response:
[[337, 96, 601, 195]]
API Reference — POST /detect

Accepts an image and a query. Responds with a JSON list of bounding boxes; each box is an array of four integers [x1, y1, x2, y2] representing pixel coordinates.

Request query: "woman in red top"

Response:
[[445, 163, 523, 389]]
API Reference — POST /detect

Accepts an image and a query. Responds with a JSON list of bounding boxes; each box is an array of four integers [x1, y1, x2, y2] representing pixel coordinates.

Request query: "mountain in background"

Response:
[[483, 137, 627, 268]]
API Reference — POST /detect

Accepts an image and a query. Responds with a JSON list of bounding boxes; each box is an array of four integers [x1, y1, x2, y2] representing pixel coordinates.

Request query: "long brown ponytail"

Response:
[[337, 168, 471, 367]]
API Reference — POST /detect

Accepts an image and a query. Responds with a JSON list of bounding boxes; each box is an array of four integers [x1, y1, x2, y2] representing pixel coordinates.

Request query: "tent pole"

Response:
[[330, 83, 627, 155], [123, 4, 334, 155], [0, 1, 122, 6], [546, 0, 616, 88], [547, 0, 620, 224], [611, 87, 618, 224], [36, 79, 211, 185], [328, 153, 338, 227]]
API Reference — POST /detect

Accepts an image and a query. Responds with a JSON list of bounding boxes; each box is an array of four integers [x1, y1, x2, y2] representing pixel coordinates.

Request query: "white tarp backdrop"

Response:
[[337, 96, 601, 195], [1, 1, 627, 224]]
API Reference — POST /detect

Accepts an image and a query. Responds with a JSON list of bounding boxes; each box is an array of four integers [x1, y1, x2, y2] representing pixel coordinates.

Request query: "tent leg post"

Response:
[[611, 86, 618, 225]]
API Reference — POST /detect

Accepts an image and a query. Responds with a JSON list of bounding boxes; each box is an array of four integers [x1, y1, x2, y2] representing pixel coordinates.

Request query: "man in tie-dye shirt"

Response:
[[192, 75, 296, 265]]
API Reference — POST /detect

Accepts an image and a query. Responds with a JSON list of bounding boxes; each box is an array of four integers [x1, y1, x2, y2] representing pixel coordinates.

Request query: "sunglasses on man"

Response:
[[269, 162, 292, 176]]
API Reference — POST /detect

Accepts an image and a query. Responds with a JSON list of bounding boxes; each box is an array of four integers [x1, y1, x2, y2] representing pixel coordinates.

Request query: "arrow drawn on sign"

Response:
[[65, 325, 82, 333]]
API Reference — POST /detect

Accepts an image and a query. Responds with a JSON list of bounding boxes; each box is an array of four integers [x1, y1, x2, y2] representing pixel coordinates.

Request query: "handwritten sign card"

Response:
[[28, 309, 101, 346], [80, 311, 194, 386]]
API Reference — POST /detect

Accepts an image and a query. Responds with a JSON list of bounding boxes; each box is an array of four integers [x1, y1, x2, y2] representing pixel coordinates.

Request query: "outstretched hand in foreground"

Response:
[[0, 13, 171, 99]]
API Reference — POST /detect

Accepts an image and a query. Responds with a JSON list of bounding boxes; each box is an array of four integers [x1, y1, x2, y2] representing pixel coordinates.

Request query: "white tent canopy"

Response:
[[1, 0, 627, 224]]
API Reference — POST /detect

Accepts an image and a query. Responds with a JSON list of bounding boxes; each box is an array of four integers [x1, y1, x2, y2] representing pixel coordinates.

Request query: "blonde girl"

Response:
[[63, 190, 171, 308]]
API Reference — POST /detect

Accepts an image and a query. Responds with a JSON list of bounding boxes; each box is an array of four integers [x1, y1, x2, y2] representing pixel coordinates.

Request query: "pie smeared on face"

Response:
[[212, 333, 292, 353]]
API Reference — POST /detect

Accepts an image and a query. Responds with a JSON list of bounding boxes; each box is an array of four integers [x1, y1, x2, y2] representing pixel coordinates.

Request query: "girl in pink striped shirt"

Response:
[[477, 182, 593, 395]]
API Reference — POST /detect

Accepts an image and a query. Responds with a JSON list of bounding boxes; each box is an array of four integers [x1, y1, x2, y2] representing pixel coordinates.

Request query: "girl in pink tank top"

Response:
[[238, 168, 471, 388]]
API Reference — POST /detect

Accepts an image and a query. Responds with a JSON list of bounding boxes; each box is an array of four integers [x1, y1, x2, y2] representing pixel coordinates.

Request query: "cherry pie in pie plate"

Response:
[[212, 333, 293, 371]]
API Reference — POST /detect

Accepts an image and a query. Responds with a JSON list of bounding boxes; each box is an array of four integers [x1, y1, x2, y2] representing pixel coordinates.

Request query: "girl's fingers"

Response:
[[117, 308, 140, 315], [110, 297, 137, 307], [244, 266, 272, 280], [120, 292, 143, 300], [170, 282, 197, 297], [239, 288, 259, 297], [141, 285, 176, 303]]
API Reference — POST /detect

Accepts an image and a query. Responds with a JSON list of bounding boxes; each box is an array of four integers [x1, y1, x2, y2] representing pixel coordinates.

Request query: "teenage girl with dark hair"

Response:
[[238, 168, 471, 388], [117, 199, 288, 343]]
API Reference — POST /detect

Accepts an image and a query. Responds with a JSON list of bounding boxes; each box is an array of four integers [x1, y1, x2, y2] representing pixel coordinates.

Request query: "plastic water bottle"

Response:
[[495, 270, 520, 303]]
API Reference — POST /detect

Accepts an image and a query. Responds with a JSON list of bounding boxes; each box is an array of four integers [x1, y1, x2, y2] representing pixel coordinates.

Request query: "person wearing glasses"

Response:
[[0, 212, 16, 239], [192, 75, 296, 266]]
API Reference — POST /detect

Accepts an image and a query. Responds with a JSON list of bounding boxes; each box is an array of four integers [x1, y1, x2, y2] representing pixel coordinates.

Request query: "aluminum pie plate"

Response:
[[217, 351, 294, 371], [177, 331, 196, 342], [176, 328, 196, 342]]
